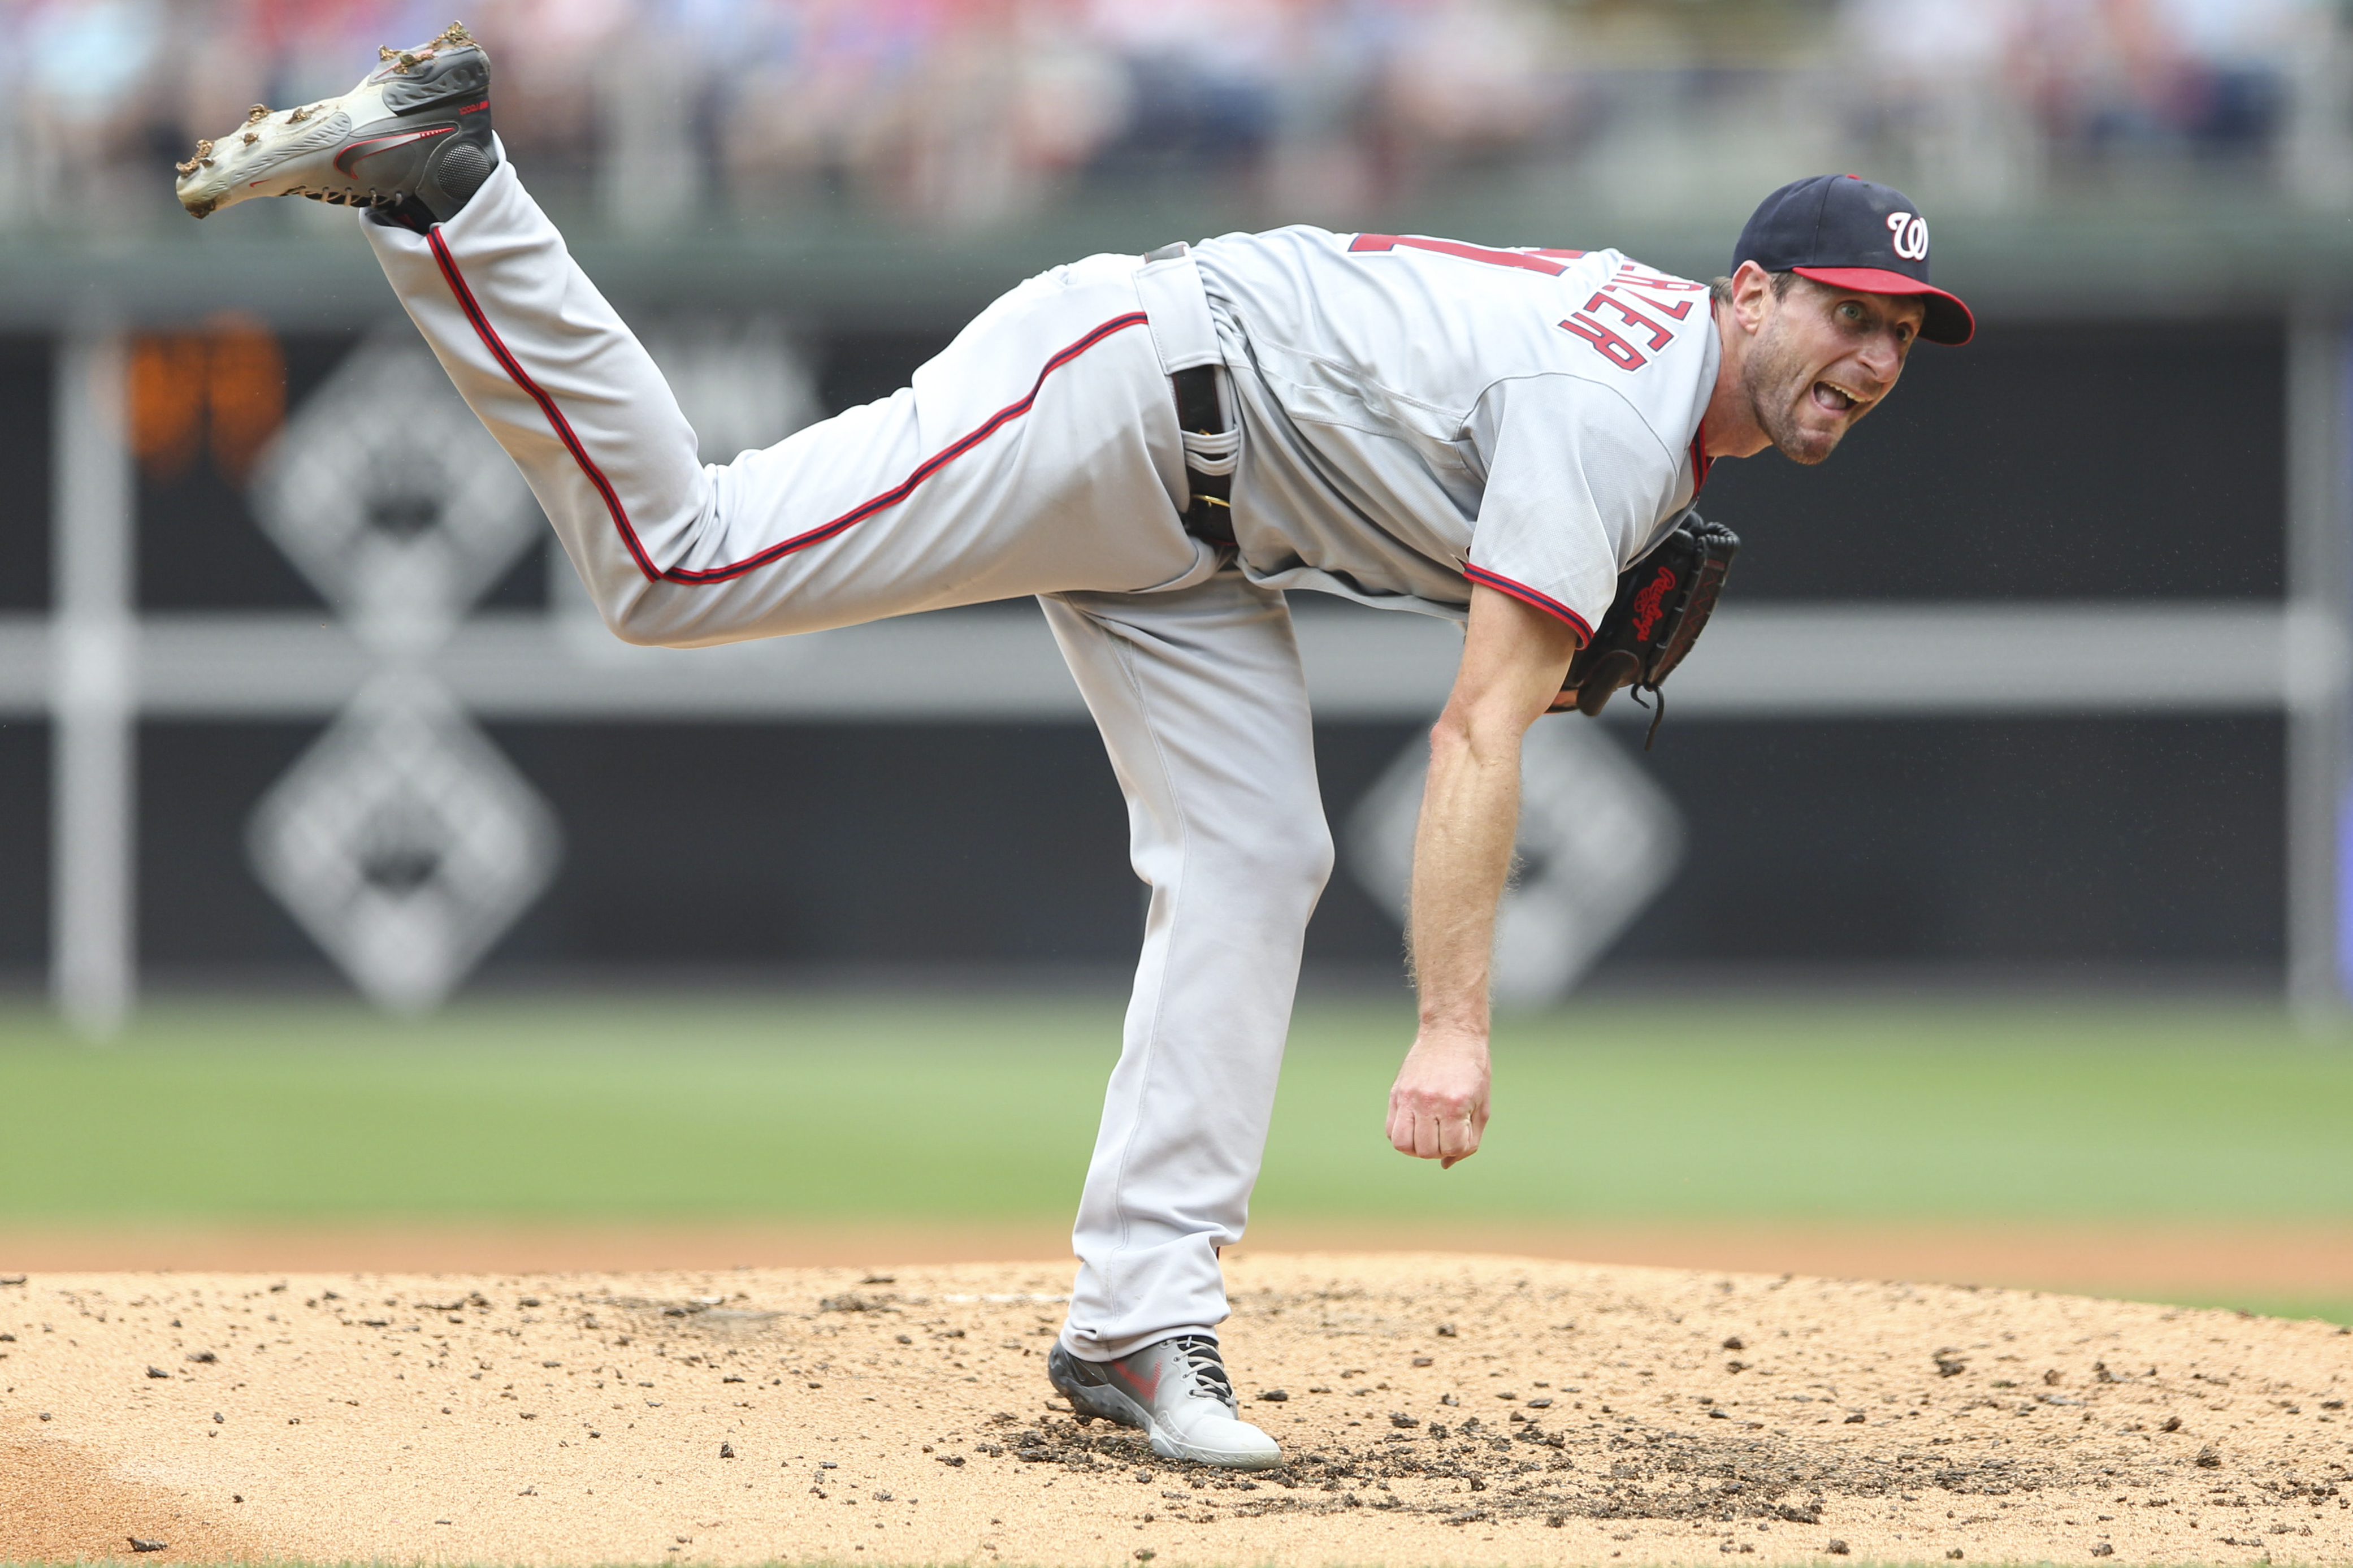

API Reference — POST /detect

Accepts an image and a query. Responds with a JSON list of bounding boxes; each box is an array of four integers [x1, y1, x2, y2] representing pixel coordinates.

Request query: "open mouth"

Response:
[[1811, 379, 1862, 414]]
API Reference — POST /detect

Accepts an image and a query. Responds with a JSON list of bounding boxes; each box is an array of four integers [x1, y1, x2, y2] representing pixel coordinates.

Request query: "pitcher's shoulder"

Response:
[[1543, 258, 1717, 387]]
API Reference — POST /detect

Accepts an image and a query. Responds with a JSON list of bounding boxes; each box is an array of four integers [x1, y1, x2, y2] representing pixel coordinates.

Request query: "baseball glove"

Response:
[[1554, 510, 1739, 748]]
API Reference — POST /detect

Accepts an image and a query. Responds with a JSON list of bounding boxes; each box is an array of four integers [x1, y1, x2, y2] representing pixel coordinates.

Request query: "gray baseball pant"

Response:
[[362, 154, 1333, 1359]]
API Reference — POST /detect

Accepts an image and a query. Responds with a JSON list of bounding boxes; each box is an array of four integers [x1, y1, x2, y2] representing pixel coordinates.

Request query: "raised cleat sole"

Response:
[[176, 109, 355, 216], [172, 21, 487, 220]]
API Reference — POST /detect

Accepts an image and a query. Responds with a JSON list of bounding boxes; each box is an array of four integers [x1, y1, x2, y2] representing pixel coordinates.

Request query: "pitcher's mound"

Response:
[[2, 1254, 2346, 1566]]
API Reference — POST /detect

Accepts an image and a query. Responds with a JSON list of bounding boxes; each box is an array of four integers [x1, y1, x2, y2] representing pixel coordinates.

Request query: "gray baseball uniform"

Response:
[[1194, 226, 1720, 634], [363, 155, 1715, 1359]]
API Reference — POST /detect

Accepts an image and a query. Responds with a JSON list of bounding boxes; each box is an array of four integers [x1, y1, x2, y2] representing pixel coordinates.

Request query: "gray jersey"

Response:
[[1192, 226, 1720, 639]]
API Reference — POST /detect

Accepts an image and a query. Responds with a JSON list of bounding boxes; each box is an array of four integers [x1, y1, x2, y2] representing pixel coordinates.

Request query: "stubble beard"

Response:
[[1742, 321, 1844, 467]]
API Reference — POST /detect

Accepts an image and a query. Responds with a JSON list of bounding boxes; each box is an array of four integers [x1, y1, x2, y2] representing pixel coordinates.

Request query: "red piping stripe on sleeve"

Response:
[[427, 226, 1152, 587], [1463, 564, 1593, 645]]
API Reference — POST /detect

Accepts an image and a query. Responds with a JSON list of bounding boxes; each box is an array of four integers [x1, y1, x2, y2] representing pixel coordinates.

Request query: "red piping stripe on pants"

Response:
[[427, 226, 1152, 587]]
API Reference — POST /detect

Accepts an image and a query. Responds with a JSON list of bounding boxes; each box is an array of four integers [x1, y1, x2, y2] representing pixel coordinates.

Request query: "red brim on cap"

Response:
[[1792, 266, 1974, 345]]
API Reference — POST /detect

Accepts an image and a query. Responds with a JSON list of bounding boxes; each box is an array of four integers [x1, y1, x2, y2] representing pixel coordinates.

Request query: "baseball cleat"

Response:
[[1048, 1336, 1281, 1470], [172, 21, 495, 223]]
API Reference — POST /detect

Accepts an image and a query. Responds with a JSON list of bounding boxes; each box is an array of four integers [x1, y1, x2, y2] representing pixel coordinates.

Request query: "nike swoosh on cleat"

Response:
[[334, 125, 452, 175], [216, 110, 353, 189], [1111, 1362, 1162, 1401]]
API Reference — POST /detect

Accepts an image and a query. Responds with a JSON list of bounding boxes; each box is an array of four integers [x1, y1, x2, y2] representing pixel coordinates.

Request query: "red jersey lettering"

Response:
[[1558, 313, 1646, 371], [1606, 282, 1693, 320], [1349, 233, 1571, 277], [1584, 292, 1674, 352], [1614, 265, 1705, 292]]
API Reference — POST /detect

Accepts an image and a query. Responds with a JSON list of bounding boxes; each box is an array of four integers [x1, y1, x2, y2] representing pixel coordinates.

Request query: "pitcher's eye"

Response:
[[1837, 301, 1865, 324]]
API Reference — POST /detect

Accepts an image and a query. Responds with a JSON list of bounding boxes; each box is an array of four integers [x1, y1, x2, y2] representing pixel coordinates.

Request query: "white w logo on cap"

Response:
[[1886, 211, 1929, 262]]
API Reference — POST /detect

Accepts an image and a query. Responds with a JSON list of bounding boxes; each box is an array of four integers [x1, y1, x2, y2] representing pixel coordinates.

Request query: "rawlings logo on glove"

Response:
[[1553, 510, 1739, 748], [1628, 568, 1677, 641]]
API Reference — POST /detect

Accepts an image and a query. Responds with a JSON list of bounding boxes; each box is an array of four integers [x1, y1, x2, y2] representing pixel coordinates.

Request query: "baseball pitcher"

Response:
[[174, 24, 1971, 1470]]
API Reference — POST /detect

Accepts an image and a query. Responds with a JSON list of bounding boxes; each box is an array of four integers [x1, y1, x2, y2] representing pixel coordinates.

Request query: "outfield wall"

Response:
[[0, 302, 2324, 1009]]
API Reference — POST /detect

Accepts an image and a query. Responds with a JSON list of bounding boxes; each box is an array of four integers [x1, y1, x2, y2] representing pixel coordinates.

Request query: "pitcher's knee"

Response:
[[1297, 824, 1337, 894], [1213, 816, 1334, 904]]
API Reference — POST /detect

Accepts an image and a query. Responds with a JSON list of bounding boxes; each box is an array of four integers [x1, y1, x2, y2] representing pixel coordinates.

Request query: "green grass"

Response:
[[0, 993, 2345, 1228], [11, 997, 2338, 1566]]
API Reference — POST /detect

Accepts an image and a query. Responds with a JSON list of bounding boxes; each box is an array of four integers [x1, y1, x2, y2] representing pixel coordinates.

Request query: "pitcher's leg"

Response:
[[365, 160, 1212, 647], [362, 154, 710, 636], [1043, 573, 1334, 1361]]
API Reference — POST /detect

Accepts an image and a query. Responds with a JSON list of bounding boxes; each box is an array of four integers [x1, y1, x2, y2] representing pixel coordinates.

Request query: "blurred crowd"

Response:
[[1, 0, 2345, 233]]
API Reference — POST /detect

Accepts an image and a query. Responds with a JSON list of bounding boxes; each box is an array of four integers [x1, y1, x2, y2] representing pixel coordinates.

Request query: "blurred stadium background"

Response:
[[0, 0, 2348, 1314]]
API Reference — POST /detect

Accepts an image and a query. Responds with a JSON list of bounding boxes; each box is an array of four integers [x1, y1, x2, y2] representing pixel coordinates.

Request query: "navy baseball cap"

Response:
[[1733, 174, 1974, 345]]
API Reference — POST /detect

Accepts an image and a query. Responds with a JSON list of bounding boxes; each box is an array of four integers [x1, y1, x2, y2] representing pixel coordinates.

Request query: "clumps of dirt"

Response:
[[999, 1397, 2096, 1531], [1, 1254, 2347, 1567]]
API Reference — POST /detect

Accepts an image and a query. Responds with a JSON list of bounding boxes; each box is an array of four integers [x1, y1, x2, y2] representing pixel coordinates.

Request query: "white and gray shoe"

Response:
[[1048, 1336, 1282, 1470], [172, 20, 496, 225]]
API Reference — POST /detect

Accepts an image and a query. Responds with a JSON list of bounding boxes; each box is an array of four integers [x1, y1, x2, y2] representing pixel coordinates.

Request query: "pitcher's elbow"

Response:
[[1429, 705, 1524, 777]]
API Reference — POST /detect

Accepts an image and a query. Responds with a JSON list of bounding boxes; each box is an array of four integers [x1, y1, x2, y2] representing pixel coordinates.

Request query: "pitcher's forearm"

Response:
[[1408, 715, 1524, 1038], [1388, 587, 1580, 1167], [1390, 712, 1517, 1167]]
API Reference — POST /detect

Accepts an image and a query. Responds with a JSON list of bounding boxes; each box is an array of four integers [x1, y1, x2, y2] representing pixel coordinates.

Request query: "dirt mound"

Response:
[[1, 1254, 2346, 1566]]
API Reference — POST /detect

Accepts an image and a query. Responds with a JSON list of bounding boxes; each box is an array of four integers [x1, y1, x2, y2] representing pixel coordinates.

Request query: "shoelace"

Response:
[[1165, 1335, 1235, 1404]]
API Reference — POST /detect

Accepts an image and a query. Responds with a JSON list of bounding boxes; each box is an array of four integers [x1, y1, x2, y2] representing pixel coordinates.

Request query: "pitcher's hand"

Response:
[[1386, 1033, 1490, 1168]]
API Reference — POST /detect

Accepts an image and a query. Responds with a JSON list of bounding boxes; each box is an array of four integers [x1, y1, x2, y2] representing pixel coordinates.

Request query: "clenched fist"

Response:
[[1386, 1033, 1490, 1168]]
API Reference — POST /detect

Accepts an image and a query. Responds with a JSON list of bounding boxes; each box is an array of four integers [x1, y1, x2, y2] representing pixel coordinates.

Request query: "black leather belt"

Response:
[[1171, 363, 1234, 545]]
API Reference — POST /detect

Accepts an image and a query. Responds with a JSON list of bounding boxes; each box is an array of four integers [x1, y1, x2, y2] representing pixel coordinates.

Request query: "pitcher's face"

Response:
[[1742, 277, 1924, 465]]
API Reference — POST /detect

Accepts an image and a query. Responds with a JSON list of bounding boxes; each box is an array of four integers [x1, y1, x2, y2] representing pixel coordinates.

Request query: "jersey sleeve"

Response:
[[1461, 375, 1683, 643]]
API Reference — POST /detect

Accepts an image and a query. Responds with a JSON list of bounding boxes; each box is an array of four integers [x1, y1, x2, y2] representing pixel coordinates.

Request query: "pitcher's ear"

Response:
[[1726, 260, 1778, 331]]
